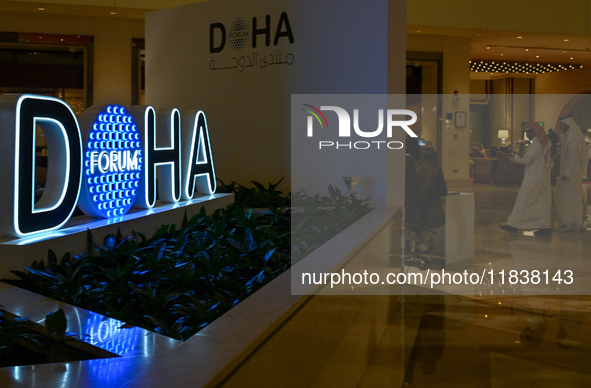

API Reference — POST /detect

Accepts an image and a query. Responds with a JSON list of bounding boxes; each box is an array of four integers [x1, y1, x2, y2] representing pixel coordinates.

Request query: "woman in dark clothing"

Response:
[[413, 148, 447, 251], [406, 135, 422, 162], [416, 149, 447, 201], [547, 128, 559, 158]]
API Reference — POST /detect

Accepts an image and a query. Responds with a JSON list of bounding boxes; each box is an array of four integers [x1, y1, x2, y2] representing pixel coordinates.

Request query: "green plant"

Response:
[[0, 307, 84, 366], [217, 178, 291, 209], [9, 180, 370, 341], [0, 308, 40, 360], [11, 204, 290, 340], [291, 184, 372, 260]]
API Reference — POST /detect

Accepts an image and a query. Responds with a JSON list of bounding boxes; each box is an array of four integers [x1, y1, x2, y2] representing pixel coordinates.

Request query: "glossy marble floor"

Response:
[[359, 183, 591, 388]]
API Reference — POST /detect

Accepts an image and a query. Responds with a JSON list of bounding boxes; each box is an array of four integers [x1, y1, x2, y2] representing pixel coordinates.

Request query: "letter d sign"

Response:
[[0, 95, 82, 237]]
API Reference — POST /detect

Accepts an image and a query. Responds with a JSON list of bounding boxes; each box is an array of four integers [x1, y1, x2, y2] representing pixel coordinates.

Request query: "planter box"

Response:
[[0, 205, 403, 388], [0, 194, 234, 279]]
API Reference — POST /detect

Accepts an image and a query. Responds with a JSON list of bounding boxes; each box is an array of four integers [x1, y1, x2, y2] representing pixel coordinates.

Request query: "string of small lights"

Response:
[[470, 60, 583, 74]]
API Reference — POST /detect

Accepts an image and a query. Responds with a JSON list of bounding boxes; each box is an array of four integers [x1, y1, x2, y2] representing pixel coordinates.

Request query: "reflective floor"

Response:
[[360, 183, 591, 388]]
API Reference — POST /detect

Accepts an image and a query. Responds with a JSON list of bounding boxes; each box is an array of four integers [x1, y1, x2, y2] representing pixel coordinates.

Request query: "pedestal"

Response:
[[432, 192, 475, 264]]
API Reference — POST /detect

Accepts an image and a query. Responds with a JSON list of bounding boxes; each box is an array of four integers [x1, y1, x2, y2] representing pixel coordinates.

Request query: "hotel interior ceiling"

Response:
[[408, 25, 591, 76], [2, 1, 590, 76]]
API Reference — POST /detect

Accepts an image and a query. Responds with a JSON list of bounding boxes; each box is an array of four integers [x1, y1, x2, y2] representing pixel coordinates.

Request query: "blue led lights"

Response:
[[83, 105, 143, 218], [0, 93, 218, 237]]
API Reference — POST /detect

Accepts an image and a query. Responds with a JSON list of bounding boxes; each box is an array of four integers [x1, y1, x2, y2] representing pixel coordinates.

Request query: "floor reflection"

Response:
[[388, 185, 591, 387], [398, 294, 591, 388], [403, 296, 446, 384]]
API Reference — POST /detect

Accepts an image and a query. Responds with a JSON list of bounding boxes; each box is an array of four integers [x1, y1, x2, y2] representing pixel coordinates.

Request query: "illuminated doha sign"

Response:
[[0, 94, 216, 238]]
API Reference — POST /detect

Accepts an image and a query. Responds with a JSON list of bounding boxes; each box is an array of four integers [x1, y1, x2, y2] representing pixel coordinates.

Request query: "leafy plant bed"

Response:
[[7, 180, 370, 341]]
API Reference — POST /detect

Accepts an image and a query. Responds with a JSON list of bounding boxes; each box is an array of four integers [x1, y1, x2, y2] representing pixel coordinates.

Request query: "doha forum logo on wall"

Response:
[[227, 18, 250, 51], [209, 11, 294, 72], [294, 96, 418, 151]]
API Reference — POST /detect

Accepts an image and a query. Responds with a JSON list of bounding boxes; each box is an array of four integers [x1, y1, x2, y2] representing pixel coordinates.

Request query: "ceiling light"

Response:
[[517, 36, 523, 39], [38, 7, 45, 11], [470, 59, 583, 74], [564, 39, 569, 42], [111, 12, 117, 15]]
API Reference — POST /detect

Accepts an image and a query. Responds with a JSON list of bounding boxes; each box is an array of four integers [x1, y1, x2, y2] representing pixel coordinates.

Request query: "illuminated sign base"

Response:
[[0, 193, 233, 279]]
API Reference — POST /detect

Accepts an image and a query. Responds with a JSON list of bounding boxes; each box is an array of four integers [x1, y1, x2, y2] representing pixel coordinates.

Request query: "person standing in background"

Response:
[[584, 129, 591, 229], [499, 123, 553, 236], [414, 148, 447, 252], [416, 148, 447, 222], [584, 129, 591, 181], [406, 135, 422, 163], [584, 183, 591, 230], [547, 128, 560, 158], [554, 116, 587, 232]]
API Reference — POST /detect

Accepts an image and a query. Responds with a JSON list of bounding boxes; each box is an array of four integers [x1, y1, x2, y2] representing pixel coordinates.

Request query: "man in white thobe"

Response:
[[584, 129, 591, 181], [554, 115, 587, 232], [500, 123, 553, 236]]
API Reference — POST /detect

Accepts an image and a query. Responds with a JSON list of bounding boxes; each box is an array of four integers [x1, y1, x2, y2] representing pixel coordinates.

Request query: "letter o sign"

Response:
[[77, 105, 143, 218]]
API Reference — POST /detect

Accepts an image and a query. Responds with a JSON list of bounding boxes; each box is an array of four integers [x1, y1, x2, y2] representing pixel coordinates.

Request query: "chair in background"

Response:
[[493, 151, 524, 186], [469, 142, 485, 158], [470, 143, 490, 179], [473, 157, 495, 184], [470, 147, 485, 158], [35, 167, 48, 203], [470, 142, 484, 152], [469, 146, 485, 178]]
